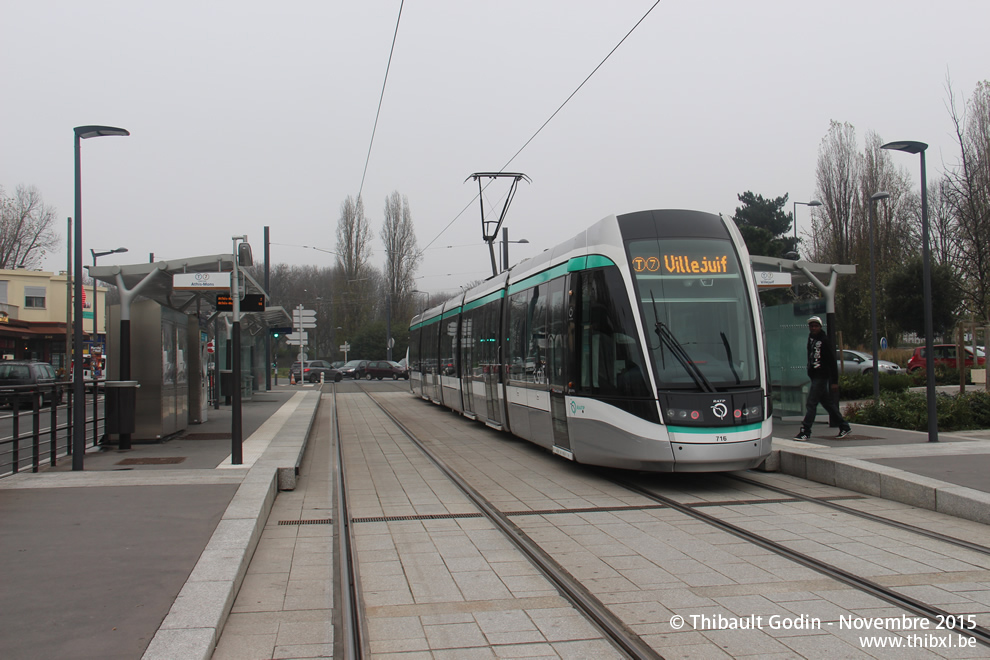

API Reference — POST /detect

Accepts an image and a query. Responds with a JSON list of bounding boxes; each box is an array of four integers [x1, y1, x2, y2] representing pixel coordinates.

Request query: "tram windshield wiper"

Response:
[[721, 332, 741, 385], [650, 291, 715, 393]]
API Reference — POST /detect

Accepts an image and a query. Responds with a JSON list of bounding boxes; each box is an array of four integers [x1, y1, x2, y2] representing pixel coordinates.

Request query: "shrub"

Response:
[[839, 373, 911, 400], [847, 390, 990, 432]]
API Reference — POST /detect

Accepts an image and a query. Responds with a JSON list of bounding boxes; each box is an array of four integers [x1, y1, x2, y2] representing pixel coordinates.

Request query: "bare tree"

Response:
[[850, 132, 917, 341], [811, 121, 861, 265], [0, 185, 60, 269], [335, 195, 373, 282], [943, 79, 990, 320], [380, 191, 421, 315]]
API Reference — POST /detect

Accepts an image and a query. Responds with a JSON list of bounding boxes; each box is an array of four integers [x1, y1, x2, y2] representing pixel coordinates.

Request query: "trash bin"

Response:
[[105, 380, 140, 434]]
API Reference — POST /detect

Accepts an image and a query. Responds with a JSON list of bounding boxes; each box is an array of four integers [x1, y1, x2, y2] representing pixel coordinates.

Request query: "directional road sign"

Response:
[[285, 331, 308, 346], [293, 308, 317, 329]]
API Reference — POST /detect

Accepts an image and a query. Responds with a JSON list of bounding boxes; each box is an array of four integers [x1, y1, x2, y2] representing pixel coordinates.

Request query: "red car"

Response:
[[907, 345, 985, 373]]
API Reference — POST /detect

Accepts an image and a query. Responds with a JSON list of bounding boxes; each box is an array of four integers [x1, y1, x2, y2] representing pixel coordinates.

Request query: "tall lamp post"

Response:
[[501, 227, 529, 272], [90, 247, 128, 374], [793, 199, 822, 247], [882, 140, 937, 442], [868, 193, 890, 404], [411, 290, 431, 312], [73, 125, 129, 471], [231, 235, 249, 464]]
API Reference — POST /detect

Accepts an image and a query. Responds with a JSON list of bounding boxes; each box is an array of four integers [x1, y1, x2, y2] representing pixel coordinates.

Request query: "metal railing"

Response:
[[0, 380, 106, 478]]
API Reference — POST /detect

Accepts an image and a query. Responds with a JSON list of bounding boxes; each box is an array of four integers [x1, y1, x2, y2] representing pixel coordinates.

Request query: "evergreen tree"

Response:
[[731, 191, 796, 258]]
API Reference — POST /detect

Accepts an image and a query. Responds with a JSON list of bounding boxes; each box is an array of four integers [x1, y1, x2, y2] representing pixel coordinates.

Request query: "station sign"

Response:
[[755, 271, 792, 289], [173, 272, 231, 291]]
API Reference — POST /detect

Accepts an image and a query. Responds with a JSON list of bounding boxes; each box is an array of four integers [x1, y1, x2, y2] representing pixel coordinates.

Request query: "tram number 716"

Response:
[[716, 435, 728, 442]]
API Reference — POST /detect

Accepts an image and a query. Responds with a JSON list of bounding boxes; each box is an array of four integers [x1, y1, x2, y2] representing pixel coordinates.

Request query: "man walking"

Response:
[[795, 316, 852, 440]]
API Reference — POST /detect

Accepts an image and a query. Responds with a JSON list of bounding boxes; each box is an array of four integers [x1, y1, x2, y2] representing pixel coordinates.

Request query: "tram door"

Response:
[[548, 277, 571, 451], [461, 315, 474, 417], [483, 303, 502, 428]]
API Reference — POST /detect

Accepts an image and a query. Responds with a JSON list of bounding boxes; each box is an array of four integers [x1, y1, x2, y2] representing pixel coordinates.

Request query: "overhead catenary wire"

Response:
[[419, 0, 663, 253], [357, 0, 405, 202]]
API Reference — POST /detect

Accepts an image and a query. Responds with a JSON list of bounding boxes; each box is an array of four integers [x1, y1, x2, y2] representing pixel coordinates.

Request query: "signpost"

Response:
[[293, 305, 317, 384], [340, 342, 350, 363]]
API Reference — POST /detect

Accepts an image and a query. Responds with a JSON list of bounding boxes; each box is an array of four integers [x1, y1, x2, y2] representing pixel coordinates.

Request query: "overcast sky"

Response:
[[2, 1, 988, 295]]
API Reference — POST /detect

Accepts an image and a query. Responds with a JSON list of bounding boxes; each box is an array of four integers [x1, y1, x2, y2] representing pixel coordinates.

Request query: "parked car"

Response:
[[338, 359, 370, 379], [907, 345, 986, 374], [0, 360, 63, 407], [365, 360, 408, 380], [289, 360, 342, 383], [837, 350, 903, 376]]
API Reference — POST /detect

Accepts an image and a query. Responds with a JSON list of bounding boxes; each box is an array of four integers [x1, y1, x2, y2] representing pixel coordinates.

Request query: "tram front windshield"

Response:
[[628, 238, 759, 390]]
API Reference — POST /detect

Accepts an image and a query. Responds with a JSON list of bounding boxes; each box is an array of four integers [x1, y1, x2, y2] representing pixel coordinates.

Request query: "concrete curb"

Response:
[[769, 437, 990, 526], [141, 390, 321, 660]]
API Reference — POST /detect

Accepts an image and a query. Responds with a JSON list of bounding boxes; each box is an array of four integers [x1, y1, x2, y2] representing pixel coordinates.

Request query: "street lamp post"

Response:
[[792, 199, 822, 250], [73, 125, 129, 470], [868, 192, 890, 404], [411, 290, 431, 312], [90, 247, 128, 376], [501, 227, 529, 272], [882, 140, 937, 442], [231, 235, 248, 464]]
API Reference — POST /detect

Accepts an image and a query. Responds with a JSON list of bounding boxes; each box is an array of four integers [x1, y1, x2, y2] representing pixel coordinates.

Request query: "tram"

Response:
[[408, 210, 772, 472]]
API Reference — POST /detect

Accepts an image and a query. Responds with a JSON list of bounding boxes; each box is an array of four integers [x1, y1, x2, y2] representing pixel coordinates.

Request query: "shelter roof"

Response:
[[749, 255, 856, 286], [88, 253, 290, 330]]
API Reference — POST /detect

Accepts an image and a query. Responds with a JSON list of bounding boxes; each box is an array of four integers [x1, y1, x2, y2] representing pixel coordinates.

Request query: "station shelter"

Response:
[[750, 256, 856, 419], [91, 254, 289, 443]]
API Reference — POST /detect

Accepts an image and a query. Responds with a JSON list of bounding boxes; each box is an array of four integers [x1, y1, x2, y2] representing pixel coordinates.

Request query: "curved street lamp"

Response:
[[90, 247, 128, 371], [73, 125, 129, 470], [868, 193, 890, 404], [881, 140, 937, 442], [793, 199, 822, 247], [501, 227, 529, 272]]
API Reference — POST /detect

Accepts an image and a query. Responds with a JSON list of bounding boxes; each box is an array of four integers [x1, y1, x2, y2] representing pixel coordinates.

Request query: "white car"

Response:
[[838, 349, 903, 375]]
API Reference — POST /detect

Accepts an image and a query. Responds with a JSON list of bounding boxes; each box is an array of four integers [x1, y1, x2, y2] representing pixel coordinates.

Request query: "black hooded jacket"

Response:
[[807, 332, 839, 383]]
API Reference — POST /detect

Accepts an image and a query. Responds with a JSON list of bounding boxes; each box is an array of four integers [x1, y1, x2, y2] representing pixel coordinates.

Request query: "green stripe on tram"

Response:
[[666, 422, 762, 434], [463, 289, 504, 313], [507, 254, 617, 295], [410, 254, 618, 329]]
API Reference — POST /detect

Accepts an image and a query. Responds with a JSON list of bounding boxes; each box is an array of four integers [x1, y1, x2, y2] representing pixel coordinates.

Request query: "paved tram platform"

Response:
[[1, 384, 989, 659]]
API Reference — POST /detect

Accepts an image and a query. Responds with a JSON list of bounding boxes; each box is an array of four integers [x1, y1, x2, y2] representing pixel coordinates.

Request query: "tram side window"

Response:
[[441, 317, 457, 376], [507, 291, 529, 381], [423, 321, 439, 374], [480, 299, 500, 378], [507, 283, 548, 385], [410, 326, 421, 372], [461, 310, 477, 377], [576, 268, 653, 412]]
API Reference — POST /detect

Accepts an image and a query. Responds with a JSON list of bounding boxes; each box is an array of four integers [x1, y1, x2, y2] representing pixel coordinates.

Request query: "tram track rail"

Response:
[[341, 384, 990, 654], [608, 474, 990, 647], [723, 472, 990, 558], [360, 386, 662, 660], [331, 385, 369, 659]]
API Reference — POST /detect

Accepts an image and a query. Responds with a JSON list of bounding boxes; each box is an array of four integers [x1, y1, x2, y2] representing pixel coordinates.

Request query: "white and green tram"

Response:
[[408, 210, 772, 472]]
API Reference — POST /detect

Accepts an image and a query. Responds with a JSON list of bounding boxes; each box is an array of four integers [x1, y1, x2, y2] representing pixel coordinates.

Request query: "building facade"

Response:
[[0, 269, 109, 374]]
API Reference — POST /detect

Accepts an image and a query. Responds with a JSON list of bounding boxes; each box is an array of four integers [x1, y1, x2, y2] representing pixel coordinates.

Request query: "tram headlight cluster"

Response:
[[665, 404, 763, 425], [667, 407, 702, 421]]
